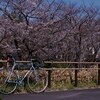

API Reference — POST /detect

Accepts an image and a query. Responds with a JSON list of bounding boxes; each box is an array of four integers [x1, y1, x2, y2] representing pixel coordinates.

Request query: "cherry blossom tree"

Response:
[[0, 0, 100, 61]]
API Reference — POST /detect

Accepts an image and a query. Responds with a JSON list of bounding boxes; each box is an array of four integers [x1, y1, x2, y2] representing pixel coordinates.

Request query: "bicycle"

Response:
[[0, 54, 48, 94]]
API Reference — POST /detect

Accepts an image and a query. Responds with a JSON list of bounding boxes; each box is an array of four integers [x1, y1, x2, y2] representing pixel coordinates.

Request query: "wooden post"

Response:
[[74, 63, 78, 87], [47, 63, 52, 88], [98, 64, 100, 85]]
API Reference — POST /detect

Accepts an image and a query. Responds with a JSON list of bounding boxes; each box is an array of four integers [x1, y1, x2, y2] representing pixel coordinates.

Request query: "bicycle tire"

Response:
[[0, 68, 18, 94], [28, 69, 48, 93]]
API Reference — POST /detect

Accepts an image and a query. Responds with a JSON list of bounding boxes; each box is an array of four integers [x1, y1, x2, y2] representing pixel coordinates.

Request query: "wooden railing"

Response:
[[0, 60, 100, 88], [44, 61, 100, 87]]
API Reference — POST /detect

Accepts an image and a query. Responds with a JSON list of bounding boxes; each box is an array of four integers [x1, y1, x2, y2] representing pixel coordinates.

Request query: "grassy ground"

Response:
[[45, 67, 98, 92], [0, 68, 99, 93], [0, 96, 3, 100]]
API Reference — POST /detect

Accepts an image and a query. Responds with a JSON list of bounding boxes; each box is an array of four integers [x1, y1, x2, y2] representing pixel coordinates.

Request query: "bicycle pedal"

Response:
[[7, 80, 13, 83]]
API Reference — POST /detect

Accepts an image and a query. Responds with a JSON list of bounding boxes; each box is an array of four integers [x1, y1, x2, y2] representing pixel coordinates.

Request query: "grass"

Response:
[[65, 82, 74, 90], [49, 80, 97, 92], [78, 80, 97, 88], [0, 80, 98, 94], [0, 96, 3, 100], [0, 68, 99, 93], [50, 80, 74, 91]]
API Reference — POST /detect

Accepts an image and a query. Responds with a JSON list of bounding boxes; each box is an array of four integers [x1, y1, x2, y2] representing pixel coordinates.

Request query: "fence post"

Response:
[[74, 63, 78, 87], [98, 64, 100, 85], [47, 63, 52, 88]]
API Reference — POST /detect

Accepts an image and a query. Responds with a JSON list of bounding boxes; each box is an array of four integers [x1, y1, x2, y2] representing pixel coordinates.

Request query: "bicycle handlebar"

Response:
[[31, 59, 44, 68]]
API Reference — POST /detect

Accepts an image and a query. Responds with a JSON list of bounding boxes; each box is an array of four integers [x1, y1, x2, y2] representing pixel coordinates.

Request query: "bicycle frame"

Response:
[[7, 61, 39, 85]]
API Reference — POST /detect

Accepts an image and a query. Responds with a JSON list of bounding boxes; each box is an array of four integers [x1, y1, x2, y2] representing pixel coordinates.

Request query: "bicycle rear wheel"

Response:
[[28, 69, 48, 93], [0, 68, 18, 94]]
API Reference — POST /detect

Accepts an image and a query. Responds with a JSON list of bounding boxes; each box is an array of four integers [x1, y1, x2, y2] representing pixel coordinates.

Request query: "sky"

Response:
[[64, 0, 100, 7]]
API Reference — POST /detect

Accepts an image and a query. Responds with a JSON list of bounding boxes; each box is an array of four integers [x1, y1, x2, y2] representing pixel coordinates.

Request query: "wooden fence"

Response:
[[0, 60, 100, 88]]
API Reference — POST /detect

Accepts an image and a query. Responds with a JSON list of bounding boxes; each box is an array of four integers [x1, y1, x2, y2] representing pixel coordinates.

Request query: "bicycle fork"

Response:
[[31, 65, 39, 83]]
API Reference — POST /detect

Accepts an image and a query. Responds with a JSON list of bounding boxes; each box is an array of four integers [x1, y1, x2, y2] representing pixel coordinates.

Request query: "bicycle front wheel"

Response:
[[28, 69, 48, 93], [0, 68, 18, 94]]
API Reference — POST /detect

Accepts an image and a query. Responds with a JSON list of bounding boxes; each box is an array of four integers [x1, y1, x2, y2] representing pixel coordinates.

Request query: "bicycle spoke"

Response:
[[28, 69, 48, 93], [0, 69, 18, 94]]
